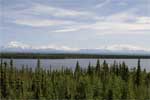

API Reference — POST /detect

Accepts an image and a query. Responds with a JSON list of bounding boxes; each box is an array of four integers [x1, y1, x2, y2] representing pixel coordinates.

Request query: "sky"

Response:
[[0, 0, 150, 51]]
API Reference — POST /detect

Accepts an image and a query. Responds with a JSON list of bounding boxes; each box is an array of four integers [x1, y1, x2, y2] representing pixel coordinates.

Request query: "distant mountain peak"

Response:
[[1, 41, 150, 55]]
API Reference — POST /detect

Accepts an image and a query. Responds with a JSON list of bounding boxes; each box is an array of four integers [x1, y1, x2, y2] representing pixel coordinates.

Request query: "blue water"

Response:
[[2, 59, 150, 71]]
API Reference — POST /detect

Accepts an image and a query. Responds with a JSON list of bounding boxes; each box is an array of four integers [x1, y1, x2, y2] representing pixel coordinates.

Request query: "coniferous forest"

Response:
[[0, 59, 150, 99]]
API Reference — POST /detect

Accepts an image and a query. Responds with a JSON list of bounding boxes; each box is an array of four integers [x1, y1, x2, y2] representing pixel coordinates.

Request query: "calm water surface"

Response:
[[2, 59, 150, 71]]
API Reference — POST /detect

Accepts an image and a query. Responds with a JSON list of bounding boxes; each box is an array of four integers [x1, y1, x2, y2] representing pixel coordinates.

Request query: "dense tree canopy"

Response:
[[0, 58, 150, 99]]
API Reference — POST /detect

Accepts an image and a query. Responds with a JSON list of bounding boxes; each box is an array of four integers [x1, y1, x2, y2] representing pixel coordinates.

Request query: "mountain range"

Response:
[[1, 41, 150, 55]]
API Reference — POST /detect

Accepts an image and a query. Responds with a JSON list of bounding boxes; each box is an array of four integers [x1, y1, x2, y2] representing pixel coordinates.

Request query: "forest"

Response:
[[1, 53, 150, 59], [0, 58, 150, 99]]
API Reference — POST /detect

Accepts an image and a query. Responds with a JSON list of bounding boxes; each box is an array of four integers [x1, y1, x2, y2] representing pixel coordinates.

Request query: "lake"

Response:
[[2, 58, 150, 71]]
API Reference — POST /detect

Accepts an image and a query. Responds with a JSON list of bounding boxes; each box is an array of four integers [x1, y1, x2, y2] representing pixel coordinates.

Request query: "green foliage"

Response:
[[96, 59, 100, 72], [135, 59, 141, 87], [0, 58, 150, 99]]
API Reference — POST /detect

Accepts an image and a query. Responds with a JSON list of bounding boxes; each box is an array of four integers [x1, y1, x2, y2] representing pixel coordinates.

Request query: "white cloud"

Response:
[[7, 41, 30, 49], [33, 45, 79, 51], [52, 17, 150, 34], [101, 44, 150, 51], [53, 28, 79, 33], [94, 21, 150, 31], [5, 3, 150, 34], [104, 11, 136, 22], [6, 41, 79, 51], [95, 0, 110, 8], [31, 4, 94, 18], [10, 3, 99, 27], [6, 41, 150, 52], [51, 10, 150, 34], [13, 19, 74, 27], [92, 13, 150, 33], [136, 17, 150, 24]]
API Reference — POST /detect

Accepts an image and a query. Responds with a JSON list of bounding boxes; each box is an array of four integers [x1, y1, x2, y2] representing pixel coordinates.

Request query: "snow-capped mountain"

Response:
[[1, 41, 150, 55]]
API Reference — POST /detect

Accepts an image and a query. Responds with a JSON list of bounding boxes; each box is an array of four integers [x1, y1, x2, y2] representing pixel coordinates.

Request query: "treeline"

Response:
[[0, 59, 150, 99], [1, 53, 150, 59]]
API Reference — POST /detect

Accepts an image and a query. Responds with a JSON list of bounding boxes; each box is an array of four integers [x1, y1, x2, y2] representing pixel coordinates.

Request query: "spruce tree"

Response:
[[96, 59, 100, 72], [135, 59, 141, 87], [37, 59, 41, 71], [87, 62, 92, 75], [10, 59, 13, 68], [75, 61, 80, 74], [103, 60, 109, 76]]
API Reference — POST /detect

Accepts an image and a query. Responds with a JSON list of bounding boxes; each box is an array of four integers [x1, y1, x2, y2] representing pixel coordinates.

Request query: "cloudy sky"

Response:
[[1, 0, 150, 51]]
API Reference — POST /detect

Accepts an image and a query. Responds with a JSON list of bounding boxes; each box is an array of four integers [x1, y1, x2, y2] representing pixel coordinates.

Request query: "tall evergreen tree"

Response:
[[135, 59, 141, 87], [37, 59, 41, 70], [96, 59, 100, 72], [10, 59, 13, 68], [74, 61, 80, 80], [87, 62, 92, 75], [103, 60, 109, 75], [75, 61, 80, 74], [121, 62, 129, 82], [1, 62, 11, 98], [0, 58, 3, 67]]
